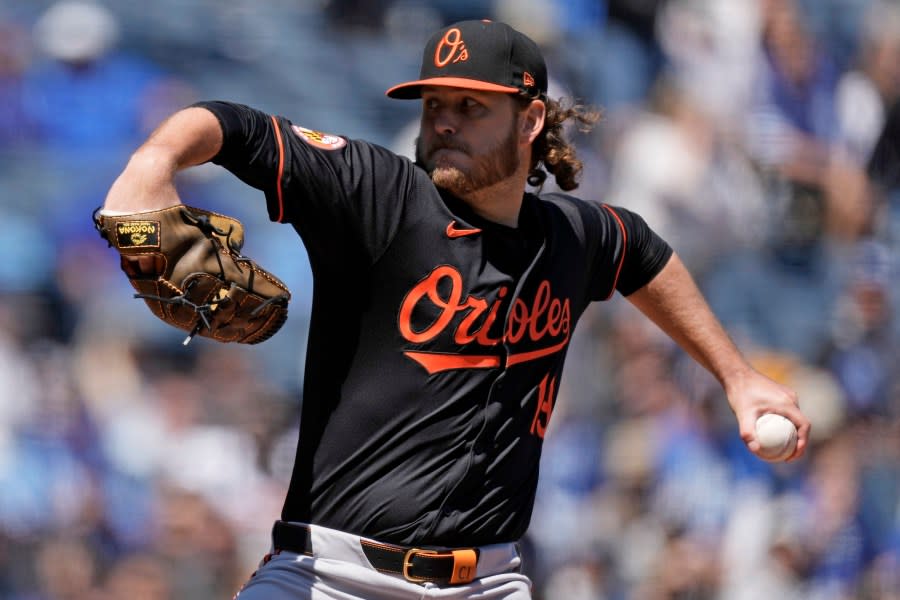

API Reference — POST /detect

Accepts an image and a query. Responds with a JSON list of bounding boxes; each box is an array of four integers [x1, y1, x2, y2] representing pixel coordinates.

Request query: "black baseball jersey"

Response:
[[197, 101, 673, 547]]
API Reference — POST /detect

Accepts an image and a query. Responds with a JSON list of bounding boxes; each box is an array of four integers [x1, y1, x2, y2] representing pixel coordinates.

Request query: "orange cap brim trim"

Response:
[[386, 77, 520, 99]]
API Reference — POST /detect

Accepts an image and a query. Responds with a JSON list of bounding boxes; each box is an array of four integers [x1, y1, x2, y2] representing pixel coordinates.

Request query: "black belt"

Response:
[[271, 521, 480, 585]]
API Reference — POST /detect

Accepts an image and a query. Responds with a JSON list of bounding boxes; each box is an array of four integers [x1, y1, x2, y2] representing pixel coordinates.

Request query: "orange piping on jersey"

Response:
[[601, 204, 627, 300], [270, 115, 286, 223], [403, 351, 501, 374]]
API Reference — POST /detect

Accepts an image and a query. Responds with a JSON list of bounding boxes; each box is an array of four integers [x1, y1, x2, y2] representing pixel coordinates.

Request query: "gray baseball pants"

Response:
[[234, 522, 532, 599]]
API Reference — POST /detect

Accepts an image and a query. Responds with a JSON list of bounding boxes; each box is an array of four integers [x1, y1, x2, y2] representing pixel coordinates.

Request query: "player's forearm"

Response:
[[104, 106, 223, 213], [626, 253, 808, 458], [625, 253, 753, 388]]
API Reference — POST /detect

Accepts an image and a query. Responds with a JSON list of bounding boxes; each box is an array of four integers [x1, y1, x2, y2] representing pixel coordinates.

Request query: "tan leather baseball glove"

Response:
[[94, 204, 290, 345]]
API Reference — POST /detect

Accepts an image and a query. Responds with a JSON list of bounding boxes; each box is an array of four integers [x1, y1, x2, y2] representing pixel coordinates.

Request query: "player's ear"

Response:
[[520, 99, 545, 144]]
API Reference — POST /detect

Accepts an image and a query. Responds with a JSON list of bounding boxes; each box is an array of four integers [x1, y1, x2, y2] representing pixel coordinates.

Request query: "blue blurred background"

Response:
[[0, 0, 899, 598]]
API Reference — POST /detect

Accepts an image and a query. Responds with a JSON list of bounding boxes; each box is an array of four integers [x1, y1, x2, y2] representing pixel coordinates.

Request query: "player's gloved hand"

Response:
[[94, 204, 291, 345]]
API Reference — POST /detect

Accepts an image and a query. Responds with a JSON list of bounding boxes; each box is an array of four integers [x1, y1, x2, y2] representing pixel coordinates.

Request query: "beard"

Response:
[[415, 122, 520, 197]]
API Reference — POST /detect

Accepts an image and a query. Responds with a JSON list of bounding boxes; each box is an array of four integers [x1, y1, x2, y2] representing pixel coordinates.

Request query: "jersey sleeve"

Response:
[[590, 204, 673, 300], [194, 100, 411, 265]]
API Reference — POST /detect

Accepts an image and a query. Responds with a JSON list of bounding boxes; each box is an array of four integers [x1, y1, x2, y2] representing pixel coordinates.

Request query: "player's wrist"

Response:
[[719, 362, 763, 402]]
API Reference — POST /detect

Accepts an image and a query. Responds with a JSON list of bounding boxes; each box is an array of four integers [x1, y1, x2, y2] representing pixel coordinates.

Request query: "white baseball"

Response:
[[755, 413, 798, 461]]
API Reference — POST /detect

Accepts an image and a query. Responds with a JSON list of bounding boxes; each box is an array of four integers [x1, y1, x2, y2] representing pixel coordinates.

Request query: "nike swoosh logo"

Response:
[[446, 221, 482, 238]]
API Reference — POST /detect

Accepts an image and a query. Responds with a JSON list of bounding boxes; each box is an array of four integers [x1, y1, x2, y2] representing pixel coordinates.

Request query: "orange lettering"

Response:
[[434, 28, 468, 68], [505, 280, 570, 344], [559, 301, 571, 337], [506, 298, 529, 344], [399, 267, 504, 346], [456, 294, 505, 346], [475, 287, 506, 346], [547, 299, 562, 337], [530, 373, 556, 438], [398, 266, 462, 343], [528, 281, 551, 340], [398, 268, 573, 373], [455, 296, 489, 344]]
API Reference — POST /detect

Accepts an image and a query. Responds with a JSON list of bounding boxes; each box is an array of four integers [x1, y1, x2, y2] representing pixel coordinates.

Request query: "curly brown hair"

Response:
[[516, 95, 601, 191]]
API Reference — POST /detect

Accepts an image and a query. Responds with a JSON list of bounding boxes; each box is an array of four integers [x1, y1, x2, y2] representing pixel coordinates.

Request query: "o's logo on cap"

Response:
[[434, 28, 468, 68]]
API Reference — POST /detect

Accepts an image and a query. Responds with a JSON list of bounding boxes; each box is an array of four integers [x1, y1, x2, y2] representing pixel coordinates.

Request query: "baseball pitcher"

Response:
[[98, 19, 810, 600]]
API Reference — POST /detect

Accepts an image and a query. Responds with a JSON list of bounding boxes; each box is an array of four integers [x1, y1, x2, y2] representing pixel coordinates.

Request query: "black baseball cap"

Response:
[[386, 19, 548, 100]]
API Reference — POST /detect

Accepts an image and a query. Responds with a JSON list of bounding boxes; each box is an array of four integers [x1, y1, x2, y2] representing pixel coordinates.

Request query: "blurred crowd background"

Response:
[[0, 0, 899, 598]]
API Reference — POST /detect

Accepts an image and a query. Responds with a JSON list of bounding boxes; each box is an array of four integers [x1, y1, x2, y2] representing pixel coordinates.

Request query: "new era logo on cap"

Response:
[[386, 20, 547, 100]]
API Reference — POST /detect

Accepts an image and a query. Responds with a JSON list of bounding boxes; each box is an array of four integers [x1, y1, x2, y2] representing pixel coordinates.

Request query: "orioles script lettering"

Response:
[[398, 265, 571, 374]]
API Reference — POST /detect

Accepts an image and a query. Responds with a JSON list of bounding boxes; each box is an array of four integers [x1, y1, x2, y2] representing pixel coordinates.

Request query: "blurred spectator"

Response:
[[0, 19, 33, 147], [598, 0, 666, 109], [835, 1, 900, 166], [99, 553, 171, 600], [748, 0, 842, 167], [801, 430, 869, 596], [152, 485, 242, 599], [821, 240, 899, 418], [18, 0, 197, 249], [22, 1, 170, 159], [34, 536, 101, 599], [656, 0, 763, 131], [868, 94, 900, 252], [751, 0, 877, 243], [869, 96, 900, 192], [702, 179, 848, 362], [604, 75, 769, 274]]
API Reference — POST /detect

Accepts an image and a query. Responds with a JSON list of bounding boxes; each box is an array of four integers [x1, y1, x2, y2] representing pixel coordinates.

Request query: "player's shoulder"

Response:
[[532, 193, 647, 248], [291, 127, 424, 182], [538, 192, 641, 221], [533, 191, 614, 224], [288, 125, 398, 161]]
